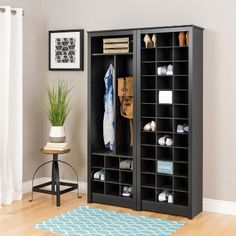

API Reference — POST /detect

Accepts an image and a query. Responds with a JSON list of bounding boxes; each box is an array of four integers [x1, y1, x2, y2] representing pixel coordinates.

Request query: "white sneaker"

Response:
[[168, 194, 174, 204], [166, 64, 173, 76], [166, 137, 173, 146], [150, 121, 156, 132], [177, 124, 184, 133], [158, 135, 168, 146], [157, 66, 167, 76], [158, 190, 170, 202]]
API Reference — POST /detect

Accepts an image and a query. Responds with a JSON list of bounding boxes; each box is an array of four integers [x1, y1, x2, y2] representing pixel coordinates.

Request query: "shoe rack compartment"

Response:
[[156, 119, 173, 132], [141, 187, 155, 201], [141, 63, 155, 76], [174, 76, 188, 90], [174, 106, 188, 118], [106, 170, 119, 182], [141, 173, 155, 187], [174, 163, 188, 177], [105, 156, 119, 170], [156, 33, 173, 47], [174, 47, 188, 61], [141, 146, 156, 160], [174, 134, 188, 147], [92, 181, 104, 194], [157, 48, 173, 61], [156, 104, 173, 118], [141, 90, 156, 103], [174, 192, 188, 206], [121, 171, 133, 185], [175, 177, 188, 192], [174, 62, 188, 75], [141, 132, 155, 145], [174, 148, 188, 162], [105, 183, 119, 196], [141, 159, 156, 173], [141, 104, 155, 117], [91, 155, 104, 168], [174, 91, 188, 104], [157, 77, 173, 89], [156, 175, 173, 190], [141, 76, 155, 89], [156, 147, 173, 161]]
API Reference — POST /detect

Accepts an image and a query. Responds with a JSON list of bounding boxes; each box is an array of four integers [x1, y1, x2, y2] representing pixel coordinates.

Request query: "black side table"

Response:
[[29, 148, 80, 206]]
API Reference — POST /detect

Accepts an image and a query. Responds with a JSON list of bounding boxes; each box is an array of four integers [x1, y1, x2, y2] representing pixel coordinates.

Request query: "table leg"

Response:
[[51, 161, 55, 193], [54, 154, 60, 206]]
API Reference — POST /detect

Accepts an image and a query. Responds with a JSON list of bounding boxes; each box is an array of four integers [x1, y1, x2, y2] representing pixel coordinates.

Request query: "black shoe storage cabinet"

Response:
[[88, 25, 203, 219]]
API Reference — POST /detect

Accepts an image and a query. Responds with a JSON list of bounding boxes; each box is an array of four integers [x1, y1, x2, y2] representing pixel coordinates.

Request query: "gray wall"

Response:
[[2, 0, 236, 202], [1, 0, 45, 181]]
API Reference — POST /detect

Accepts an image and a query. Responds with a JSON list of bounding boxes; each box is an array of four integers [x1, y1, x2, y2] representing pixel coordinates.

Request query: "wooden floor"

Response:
[[0, 193, 236, 236]]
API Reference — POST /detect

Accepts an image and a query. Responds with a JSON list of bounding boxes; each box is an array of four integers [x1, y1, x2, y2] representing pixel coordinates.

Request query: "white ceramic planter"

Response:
[[49, 126, 66, 143]]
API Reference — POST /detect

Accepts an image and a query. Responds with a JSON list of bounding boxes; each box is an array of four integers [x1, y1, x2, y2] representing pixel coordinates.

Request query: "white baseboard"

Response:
[[22, 177, 87, 194], [203, 198, 236, 216], [23, 179, 236, 216]]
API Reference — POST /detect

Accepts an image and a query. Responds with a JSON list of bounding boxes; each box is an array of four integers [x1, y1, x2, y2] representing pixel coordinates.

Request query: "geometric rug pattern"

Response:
[[34, 206, 185, 236]]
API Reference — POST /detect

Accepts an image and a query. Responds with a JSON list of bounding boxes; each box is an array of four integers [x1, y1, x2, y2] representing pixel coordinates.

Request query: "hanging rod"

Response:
[[0, 8, 24, 16]]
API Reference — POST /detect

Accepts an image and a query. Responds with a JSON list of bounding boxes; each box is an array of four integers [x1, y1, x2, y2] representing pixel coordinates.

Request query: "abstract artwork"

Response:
[[49, 30, 84, 71]]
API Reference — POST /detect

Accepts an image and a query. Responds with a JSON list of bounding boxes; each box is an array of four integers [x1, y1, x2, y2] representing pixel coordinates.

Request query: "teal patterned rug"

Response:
[[34, 206, 185, 236]]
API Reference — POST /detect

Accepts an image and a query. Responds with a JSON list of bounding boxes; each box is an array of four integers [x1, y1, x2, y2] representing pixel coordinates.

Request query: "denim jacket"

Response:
[[103, 64, 115, 150]]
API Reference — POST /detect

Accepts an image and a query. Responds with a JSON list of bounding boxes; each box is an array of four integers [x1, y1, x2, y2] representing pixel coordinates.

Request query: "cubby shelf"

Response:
[[88, 25, 203, 219]]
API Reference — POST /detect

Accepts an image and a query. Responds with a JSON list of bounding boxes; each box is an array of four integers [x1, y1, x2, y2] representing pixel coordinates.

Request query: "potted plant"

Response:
[[47, 80, 72, 142]]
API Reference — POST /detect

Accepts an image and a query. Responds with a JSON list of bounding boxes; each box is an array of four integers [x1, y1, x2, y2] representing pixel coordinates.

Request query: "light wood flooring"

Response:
[[0, 193, 236, 236]]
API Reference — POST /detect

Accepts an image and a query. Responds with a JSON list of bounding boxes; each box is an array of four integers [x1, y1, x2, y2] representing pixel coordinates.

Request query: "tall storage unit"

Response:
[[88, 25, 203, 218]]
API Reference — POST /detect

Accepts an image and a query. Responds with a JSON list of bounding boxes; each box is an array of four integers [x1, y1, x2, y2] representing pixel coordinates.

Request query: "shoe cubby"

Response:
[[105, 169, 119, 182], [156, 33, 173, 47], [174, 134, 188, 147], [141, 187, 155, 201], [174, 76, 188, 90], [141, 132, 155, 145], [141, 104, 155, 116], [157, 48, 173, 61], [89, 26, 203, 218], [105, 156, 119, 170], [141, 173, 155, 187], [141, 90, 156, 103], [175, 177, 188, 192], [174, 62, 188, 75], [141, 63, 156, 76], [141, 159, 156, 173], [91, 181, 104, 194], [121, 171, 133, 185], [91, 155, 104, 168], [174, 192, 188, 206], [156, 147, 173, 161], [174, 163, 188, 177], [156, 104, 173, 118], [141, 76, 156, 89], [141, 146, 156, 160], [141, 47, 155, 60], [174, 148, 188, 163], [174, 47, 188, 61], [157, 77, 173, 89], [105, 183, 119, 196], [156, 119, 173, 132], [174, 91, 188, 104], [156, 175, 173, 190], [174, 106, 188, 118]]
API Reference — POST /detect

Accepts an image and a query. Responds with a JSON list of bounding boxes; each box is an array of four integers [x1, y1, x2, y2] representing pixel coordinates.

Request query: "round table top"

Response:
[[40, 148, 71, 155]]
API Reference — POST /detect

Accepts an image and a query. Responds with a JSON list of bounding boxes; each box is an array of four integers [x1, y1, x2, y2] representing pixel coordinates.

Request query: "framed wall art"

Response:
[[49, 29, 84, 71]]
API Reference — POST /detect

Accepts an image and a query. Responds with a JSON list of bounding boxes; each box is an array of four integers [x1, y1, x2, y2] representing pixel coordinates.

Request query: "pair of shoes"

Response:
[[143, 121, 156, 132], [158, 191, 173, 203], [120, 159, 133, 170], [178, 32, 189, 47], [177, 124, 189, 133], [122, 186, 133, 197], [157, 64, 173, 76], [93, 169, 105, 181], [158, 135, 173, 146], [143, 34, 157, 48]]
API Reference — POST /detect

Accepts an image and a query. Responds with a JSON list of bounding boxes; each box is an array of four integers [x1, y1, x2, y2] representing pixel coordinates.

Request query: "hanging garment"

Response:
[[0, 7, 23, 206], [103, 64, 115, 151], [117, 76, 133, 146]]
